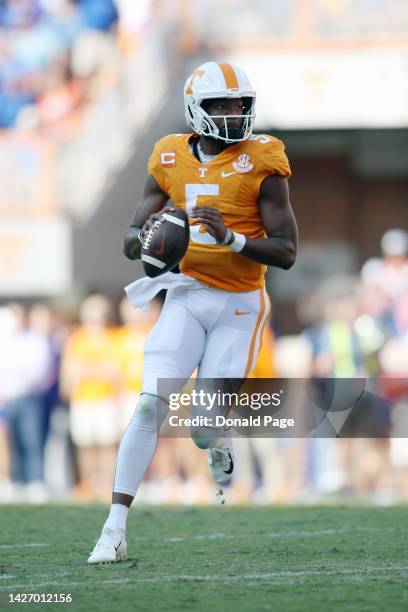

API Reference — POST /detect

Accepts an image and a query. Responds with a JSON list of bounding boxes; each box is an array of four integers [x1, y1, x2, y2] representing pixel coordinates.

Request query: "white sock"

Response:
[[104, 504, 129, 532], [112, 393, 169, 498]]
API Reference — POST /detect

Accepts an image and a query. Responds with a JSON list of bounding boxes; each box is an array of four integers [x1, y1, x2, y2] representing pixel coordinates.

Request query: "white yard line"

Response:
[[0, 543, 49, 549], [1, 527, 406, 591], [1, 527, 402, 549], [1, 565, 408, 591], [0, 526, 401, 551], [164, 526, 406, 542]]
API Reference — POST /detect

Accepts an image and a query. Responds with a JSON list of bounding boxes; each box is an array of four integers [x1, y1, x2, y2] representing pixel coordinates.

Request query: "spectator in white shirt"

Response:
[[0, 304, 52, 502]]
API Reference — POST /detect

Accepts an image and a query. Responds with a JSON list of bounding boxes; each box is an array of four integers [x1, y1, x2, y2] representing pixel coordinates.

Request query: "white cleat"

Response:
[[208, 438, 235, 487], [87, 528, 127, 564]]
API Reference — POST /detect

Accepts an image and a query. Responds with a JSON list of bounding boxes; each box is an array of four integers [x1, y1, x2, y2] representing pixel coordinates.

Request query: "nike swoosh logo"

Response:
[[224, 452, 234, 475], [114, 540, 122, 552], [235, 309, 251, 316], [221, 171, 238, 178]]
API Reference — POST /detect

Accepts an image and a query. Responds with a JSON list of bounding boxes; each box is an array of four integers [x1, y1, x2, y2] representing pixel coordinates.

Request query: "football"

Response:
[[141, 207, 190, 277]]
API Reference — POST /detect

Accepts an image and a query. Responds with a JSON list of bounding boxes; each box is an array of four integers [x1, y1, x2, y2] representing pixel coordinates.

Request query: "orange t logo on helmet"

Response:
[[185, 70, 205, 95]]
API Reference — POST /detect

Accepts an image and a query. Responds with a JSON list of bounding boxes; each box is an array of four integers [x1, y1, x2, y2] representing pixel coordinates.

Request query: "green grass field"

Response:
[[1, 505, 407, 611]]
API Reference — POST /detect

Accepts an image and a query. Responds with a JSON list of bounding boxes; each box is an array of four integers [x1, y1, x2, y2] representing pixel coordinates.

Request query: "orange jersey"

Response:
[[148, 133, 291, 291]]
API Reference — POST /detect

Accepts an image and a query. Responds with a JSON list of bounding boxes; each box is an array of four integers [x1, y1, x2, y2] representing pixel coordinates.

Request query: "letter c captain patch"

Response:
[[160, 151, 176, 167]]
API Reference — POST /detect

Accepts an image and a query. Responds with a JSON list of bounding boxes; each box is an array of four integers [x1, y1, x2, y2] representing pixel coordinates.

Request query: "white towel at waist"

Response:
[[125, 271, 201, 310]]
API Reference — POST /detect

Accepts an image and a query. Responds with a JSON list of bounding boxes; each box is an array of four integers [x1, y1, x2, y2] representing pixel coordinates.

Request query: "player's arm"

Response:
[[123, 175, 173, 260], [190, 175, 297, 269], [246, 174, 297, 268]]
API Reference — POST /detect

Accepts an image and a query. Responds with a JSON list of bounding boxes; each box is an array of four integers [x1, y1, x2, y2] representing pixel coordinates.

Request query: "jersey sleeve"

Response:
[[253, 136, 291, 194], [147, 137, 172, 195]]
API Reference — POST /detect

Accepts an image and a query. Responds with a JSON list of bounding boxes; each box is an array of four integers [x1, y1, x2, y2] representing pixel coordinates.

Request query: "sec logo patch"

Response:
[[233, 153, 254, 173]]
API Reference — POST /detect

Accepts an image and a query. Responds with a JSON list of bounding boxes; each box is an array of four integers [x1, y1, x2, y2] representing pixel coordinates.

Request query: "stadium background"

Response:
[[0, 0, 407, 507]]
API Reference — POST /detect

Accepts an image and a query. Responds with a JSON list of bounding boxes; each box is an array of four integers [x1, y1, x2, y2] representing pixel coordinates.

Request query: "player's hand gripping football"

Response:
[[139, 205, 176, 243], [190, 206, 229, 244]]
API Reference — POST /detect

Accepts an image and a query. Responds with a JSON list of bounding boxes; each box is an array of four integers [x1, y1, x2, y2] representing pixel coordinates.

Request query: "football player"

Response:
[[88, 61, 298, 563]]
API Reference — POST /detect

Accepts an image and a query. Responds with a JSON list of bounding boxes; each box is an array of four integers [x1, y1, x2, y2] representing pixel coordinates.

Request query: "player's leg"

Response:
[[88, 294, 205, 563], [193, 286, 270, 488], [111, 296, 206, 500], [93, 400, 118, 500], [202, 285, 271, 379]]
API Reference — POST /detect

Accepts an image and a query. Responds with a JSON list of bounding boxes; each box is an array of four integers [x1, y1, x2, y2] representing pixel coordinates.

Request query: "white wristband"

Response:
[[222, 228, 233, 245], [229, 232, 246, 253]]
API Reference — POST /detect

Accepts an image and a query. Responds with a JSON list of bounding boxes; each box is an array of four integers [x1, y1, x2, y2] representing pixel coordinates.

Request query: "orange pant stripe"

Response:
[[244, 287, 266, 378]]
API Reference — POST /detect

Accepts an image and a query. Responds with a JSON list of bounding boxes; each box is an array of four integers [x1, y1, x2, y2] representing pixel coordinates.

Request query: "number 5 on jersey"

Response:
[[185, 184, 219, 245]]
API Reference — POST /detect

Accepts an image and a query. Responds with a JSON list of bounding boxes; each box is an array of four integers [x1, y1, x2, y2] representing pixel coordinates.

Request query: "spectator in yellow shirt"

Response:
[[60, 294, 120, 501]]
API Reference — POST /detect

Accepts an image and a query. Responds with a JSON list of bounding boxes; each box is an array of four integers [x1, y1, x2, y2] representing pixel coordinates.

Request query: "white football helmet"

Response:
[[184, 61, 256, 143]]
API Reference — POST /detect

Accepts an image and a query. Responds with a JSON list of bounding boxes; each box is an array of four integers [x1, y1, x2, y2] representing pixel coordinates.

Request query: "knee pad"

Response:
[[129, 393, 169, 433]]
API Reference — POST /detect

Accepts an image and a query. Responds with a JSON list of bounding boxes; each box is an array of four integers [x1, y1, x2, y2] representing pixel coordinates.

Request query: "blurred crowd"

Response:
[[0, 228, 407, 505], [3, 0, 405, 133], [0, 0, 154, 131], [300, 228, 408, 378]]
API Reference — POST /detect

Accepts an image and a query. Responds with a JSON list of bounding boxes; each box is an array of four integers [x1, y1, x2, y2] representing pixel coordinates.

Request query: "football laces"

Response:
[[142, 220, 162, 250]]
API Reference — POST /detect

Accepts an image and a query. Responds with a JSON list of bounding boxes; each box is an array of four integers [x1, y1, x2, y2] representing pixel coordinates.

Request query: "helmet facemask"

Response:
[[185, 95, 256, 143]]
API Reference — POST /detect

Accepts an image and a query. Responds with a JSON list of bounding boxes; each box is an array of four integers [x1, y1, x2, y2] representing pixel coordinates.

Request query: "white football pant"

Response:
[[113, 279, 270, 497]]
